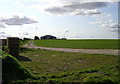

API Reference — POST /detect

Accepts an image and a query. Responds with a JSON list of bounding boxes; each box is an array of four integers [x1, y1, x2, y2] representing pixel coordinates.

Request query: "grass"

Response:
[[1, 50, 35, 83], [19, 48, 119, 83], [2, 39, 119, 83], [34, 39, 118, 49], [19, 40, 30, 47]]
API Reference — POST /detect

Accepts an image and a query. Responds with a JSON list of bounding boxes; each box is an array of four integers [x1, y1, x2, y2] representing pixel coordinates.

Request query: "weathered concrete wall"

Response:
[[7, 37, 19, 57]]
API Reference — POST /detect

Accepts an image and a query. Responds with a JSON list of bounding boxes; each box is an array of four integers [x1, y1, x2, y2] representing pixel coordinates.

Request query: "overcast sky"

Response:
[[0, 0, 119, 39]]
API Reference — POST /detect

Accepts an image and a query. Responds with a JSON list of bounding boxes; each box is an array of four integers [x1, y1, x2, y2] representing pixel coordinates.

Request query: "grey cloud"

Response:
[[35, 27, 39, 29], [45, 7, 102, 15], [110, 24, 120, 28], [75, 12, 101, 16], [0, 34, 11, 39], [23, 32, 29, 35], [111, 28, 120, 32], [0, 23, 5, 28], [45, 2, 108, 16], [0, 32, 5, 34], [64, 2, 108, 9], [19, 32, 29, 35], [0, 15, 38, 26], [55, 0, 118, 3], [89, 13, 119, 33], [110, 24, 120, 33], [45, 7, 68, 15]]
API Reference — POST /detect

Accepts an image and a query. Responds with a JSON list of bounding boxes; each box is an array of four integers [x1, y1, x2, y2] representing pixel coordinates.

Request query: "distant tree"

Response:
[[34, 36, 39, 40], [23, 38, 27, 40], [23, 38, 31, 40], [61, 38, 67, 40]]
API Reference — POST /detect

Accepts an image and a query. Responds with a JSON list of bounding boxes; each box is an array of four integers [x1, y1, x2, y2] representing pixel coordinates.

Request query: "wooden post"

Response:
[[7, 37, 19, 57]]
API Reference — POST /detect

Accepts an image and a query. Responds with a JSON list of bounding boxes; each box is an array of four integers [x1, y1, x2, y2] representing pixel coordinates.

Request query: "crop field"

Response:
[[19, 48, 119, 83], [34, 39, 118, 49]]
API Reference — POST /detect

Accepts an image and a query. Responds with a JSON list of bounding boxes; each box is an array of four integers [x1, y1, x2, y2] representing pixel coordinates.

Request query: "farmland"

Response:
[[18, 48, 119, 83], [2, 39, 120, 83], [34, 39, 118, 49]]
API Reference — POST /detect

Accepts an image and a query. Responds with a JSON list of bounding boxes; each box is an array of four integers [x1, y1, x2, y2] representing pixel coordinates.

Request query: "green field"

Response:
[[34, 39, 118, 49], [18, 48, 119, 83], [2, 40, 120, 83]]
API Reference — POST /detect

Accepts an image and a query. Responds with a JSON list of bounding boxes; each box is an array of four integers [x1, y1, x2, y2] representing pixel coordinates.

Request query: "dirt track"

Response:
[[23, 40, 119, 55]]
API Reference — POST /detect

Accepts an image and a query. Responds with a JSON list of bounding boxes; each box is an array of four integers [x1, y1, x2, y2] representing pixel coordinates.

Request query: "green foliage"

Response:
[[19, 40, 29, 46], [2, 45, 7, 52], [19, 40, 32, 53], [83, 75, 115, 84], [19, 47, 33, 53], [34, 39, 118, 49], [2, 51, 34, 82]]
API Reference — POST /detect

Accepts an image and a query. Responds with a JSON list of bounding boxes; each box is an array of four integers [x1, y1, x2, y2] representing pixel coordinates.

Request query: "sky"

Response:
[[0, 0, 119, 39]]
